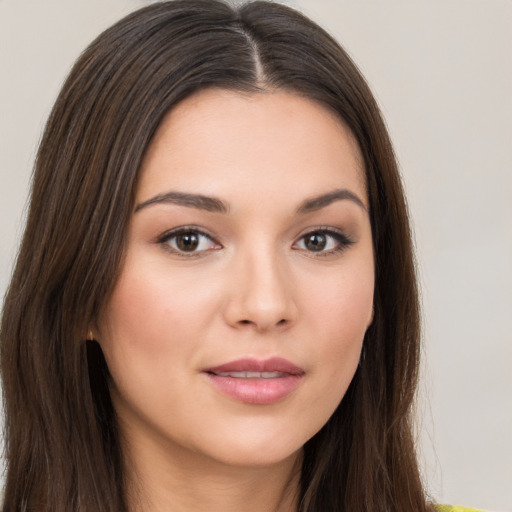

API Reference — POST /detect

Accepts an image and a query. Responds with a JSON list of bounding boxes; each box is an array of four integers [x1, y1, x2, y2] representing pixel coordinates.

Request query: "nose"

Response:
[[223, 247, 298, 332]]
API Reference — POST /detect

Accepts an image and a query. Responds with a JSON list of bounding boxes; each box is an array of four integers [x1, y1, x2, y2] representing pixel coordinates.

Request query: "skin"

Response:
[[96, 89, 375, 512]]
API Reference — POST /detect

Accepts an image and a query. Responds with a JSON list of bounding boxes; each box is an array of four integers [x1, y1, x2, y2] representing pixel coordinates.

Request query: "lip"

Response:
[[203, 357, 305, 405]]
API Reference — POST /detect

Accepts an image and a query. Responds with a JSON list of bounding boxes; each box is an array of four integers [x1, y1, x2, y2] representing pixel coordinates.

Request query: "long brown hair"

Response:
[[1, 1, 431, 510]]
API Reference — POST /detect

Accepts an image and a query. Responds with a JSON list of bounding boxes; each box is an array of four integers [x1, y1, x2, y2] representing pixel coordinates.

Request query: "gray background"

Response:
[[1, 0, 511, 510]]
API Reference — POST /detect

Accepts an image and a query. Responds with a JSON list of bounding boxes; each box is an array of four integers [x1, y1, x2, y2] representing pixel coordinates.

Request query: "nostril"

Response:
[[237, 318, 288, 327]]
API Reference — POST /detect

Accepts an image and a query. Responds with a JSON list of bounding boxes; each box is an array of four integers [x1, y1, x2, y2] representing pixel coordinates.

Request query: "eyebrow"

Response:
[[135, 191, 229, 213], [296, 188, 367, 214], [134, 188, 366, 215]]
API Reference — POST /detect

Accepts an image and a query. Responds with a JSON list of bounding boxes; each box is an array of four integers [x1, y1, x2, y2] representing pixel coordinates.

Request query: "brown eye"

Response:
[[294, 229, 354, 255], [304, 233, 327, 251], [175, 232, 200, 252], [159, 228, 220, 256]]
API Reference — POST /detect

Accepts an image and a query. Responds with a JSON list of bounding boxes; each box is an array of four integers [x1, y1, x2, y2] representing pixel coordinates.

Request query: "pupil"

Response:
[[177, 232, 199, 251], [306, 233, 326, 251]]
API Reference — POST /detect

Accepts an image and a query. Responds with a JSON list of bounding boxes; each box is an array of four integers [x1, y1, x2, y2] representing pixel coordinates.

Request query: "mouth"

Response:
[[210, 371, 288, 378], [203, 357, 305, 405]]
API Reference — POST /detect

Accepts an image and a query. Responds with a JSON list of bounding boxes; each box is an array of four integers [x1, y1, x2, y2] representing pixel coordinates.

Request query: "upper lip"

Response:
[[205, 357, 304, 376]]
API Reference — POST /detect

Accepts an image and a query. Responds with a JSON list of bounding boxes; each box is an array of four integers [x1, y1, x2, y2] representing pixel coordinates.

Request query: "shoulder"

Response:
[[437, 506, 489, 512]]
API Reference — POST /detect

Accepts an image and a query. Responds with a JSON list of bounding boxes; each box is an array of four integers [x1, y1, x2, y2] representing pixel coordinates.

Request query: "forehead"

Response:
[[138, 88, 367, 207]]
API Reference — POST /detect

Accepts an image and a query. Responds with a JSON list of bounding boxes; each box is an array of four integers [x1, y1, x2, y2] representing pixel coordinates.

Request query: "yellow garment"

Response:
[[437, 506, 488, 512]]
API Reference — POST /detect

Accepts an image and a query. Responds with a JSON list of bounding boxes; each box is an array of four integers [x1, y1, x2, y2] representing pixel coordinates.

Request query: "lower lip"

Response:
[[205, 373, 303, 405]]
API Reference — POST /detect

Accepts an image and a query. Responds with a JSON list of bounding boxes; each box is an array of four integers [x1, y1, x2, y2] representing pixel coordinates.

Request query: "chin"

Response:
[[187, 417, 319, 470], [206, 441, 303, 470]]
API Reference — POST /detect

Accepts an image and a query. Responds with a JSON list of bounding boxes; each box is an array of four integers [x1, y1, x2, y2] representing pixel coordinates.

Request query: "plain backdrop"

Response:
[[0, 0, 511, 510]]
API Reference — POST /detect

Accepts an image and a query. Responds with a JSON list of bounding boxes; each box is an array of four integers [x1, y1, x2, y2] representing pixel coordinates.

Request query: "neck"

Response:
[[122, 427, 302, 512]]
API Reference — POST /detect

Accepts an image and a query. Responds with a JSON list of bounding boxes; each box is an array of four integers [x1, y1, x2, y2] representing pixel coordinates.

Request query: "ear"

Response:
[[87, 317, 105, 344]]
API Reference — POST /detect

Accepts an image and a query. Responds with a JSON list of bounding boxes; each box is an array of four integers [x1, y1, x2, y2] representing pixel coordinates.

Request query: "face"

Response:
[[96, 89, 374, 470]]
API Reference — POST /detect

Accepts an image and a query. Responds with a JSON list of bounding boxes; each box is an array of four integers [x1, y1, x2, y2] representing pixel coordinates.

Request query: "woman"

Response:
[[0, 1, 485, 511]]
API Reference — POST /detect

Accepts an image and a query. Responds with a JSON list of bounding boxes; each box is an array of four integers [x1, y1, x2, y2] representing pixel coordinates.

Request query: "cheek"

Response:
[[100, 259, 217, 345], [96, 260, 217, 396], [308, 257, 374, 337], [303, 261, 374, 401], [95, 262, 224, 436]]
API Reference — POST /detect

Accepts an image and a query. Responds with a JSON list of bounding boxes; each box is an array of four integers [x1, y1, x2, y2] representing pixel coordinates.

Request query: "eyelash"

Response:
[[157, 226, 354, 258], [157, 226, 220, 258], [293, 227, 354, 257]]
